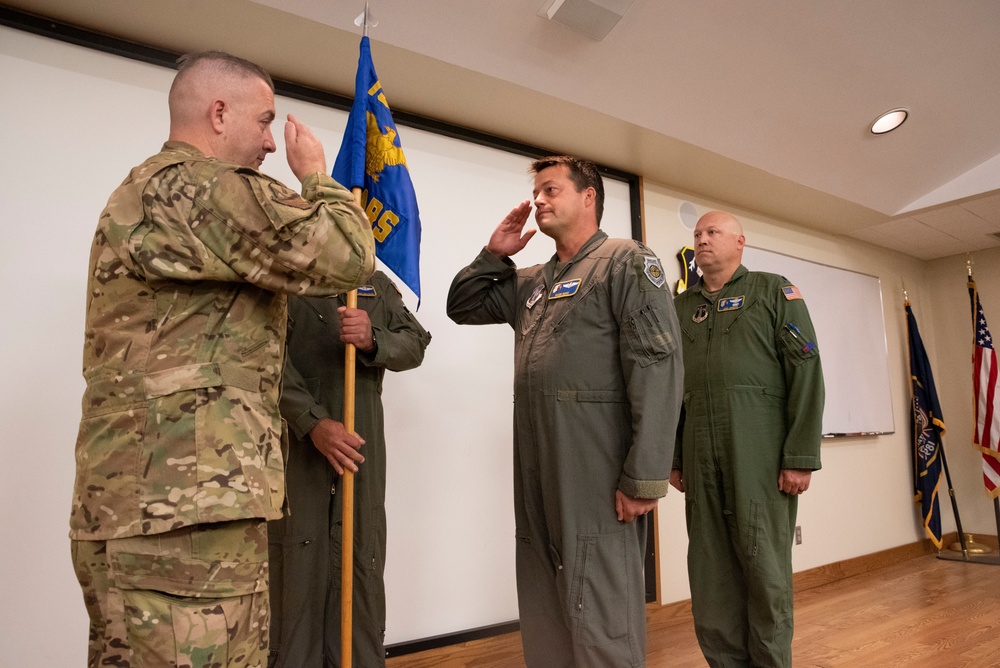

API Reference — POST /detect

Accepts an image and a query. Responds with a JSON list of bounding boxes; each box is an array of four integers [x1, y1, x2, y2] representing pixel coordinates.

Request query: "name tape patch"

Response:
[[549, 278, 581, 300], [717, 295, 745, 312]]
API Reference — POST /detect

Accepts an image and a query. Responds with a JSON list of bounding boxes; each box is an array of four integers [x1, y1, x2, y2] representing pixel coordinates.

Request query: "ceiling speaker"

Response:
[[540, 0, 636, 40]]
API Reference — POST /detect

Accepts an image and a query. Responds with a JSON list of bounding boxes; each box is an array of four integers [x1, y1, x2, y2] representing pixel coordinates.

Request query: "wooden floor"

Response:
[[386, 548, 1000, 668]]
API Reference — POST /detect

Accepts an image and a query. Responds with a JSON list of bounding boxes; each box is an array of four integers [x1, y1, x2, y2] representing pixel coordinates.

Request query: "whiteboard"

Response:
[[0, 24, 637, 650], [742, 246, 895, 436]]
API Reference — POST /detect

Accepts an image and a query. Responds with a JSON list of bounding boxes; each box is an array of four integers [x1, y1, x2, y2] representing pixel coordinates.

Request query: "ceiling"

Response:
[[4, 0, 1000, 260]]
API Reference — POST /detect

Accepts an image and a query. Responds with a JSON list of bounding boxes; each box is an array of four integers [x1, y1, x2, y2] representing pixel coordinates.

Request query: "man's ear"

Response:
[[209, 99, 226, 134], [584, 186, 596, 206]]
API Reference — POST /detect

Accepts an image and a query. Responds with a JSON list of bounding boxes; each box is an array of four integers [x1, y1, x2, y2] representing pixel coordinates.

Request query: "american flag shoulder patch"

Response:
[[782, 285, 803, 300]]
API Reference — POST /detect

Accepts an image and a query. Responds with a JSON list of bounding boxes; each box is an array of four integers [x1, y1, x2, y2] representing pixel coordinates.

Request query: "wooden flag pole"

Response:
[[344, 8, 375, 663], [341, 185, 365, 668]]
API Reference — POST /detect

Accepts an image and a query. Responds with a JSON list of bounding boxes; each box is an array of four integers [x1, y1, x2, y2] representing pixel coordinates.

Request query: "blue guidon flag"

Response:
[[333, 36, 422, 305], [905, 301, 945, 549]]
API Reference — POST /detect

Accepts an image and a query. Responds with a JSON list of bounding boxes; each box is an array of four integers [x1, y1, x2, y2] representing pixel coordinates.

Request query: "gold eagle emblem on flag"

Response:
[[365, 111, 408, 182]]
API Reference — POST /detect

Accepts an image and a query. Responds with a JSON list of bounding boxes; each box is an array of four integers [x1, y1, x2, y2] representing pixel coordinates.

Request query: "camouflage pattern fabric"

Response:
[[70, 141, 374, 542], [73, 519, 269, 668]]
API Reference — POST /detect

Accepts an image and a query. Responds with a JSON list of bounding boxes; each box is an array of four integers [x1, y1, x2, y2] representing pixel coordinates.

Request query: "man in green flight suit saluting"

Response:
[[447, 156, 684, 667], [672, 210, 824, 668]]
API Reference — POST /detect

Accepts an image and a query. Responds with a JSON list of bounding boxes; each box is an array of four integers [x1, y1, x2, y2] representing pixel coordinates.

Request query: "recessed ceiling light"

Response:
[[870, 108, 908, 135]]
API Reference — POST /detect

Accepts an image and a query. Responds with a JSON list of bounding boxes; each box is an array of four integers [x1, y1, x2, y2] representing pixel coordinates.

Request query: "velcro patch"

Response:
[[717, 295, 745, 311], [357, 285, 377, 297], [782, 285, 803, 300], [527, 284, 545, 309], [268, 182, 312, 210], [633, 254, 667, 292], [549, 279, 581, 300]]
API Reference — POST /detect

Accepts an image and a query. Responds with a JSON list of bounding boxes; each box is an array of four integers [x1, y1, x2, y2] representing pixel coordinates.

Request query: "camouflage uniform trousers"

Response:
[[71, 518, 270, 668]]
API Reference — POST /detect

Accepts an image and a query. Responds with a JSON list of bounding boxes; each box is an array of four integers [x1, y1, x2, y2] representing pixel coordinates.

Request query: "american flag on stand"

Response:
[[969, 276, 1000, 498]]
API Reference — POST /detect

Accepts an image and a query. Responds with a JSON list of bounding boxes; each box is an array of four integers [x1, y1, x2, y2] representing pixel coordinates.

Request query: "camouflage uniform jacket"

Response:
[[70, 141, 375, 540]]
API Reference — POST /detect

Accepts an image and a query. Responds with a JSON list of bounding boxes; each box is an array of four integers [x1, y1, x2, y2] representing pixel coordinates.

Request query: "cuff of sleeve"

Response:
[[618, 473, 670, 499], [477, 247, 517, 270], [360, 329, 384, 366], [781, 455, 821, 471], [302, 172, 351, 200], [292, 404, 332, 440]]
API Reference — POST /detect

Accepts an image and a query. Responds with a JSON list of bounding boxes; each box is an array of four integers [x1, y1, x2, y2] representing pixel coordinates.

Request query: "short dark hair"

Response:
[[530, 156, 605, 225], [174, 50, 274, 92]]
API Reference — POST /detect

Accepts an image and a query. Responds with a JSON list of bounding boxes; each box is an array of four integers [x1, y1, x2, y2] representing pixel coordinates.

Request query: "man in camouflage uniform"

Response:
[[671, 211, 824, 668], [268, 273, 430, 667], [447, 157, 684, 667], [69, 51, 375, 668]]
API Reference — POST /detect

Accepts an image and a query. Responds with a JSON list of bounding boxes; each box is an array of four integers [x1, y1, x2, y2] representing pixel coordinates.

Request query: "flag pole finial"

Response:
[[967, 255, 974, 277], [355, 1, 377, 36]]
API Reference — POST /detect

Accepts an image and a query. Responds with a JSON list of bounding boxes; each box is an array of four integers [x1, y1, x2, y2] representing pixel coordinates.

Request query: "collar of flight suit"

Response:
[[544, 229, 609, 283]]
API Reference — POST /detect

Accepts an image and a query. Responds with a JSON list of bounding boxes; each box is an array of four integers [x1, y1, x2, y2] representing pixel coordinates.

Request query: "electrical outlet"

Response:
[[795, 525, 802, 545]]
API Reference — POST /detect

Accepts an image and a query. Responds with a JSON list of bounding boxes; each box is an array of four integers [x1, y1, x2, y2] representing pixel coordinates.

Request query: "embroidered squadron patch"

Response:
[[717, 295, 745, 312], [643, 256, 666, 289], [693, 304, 709, 323], [527, 284, 545, 309], [268, 182, 312, 210], [782, 285, 803, 300], [549, 278, 581, 300], [357, 285, 377, 297]]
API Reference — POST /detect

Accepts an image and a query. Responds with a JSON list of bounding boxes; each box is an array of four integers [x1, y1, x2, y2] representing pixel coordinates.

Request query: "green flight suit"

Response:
[[447, 231, 684, 668], [268, 272, 431, 668], [673, 265, 824, 668]]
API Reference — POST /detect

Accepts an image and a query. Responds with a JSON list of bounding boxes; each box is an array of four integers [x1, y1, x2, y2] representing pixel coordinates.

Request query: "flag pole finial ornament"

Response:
[[967, 255, 974, 277], [355, 2, 377, 35]]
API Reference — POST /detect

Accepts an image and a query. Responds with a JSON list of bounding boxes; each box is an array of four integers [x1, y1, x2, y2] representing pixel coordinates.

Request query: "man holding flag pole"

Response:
[[270, 6, 423, 667]]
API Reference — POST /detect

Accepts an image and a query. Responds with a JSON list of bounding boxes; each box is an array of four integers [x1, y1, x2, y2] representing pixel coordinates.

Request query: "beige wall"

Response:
[[642, 182, 996, 605]]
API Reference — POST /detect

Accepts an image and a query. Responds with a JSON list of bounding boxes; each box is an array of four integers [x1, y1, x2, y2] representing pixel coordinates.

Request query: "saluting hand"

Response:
[[285, 114, 327, 182], [486, 200, 536, 258]]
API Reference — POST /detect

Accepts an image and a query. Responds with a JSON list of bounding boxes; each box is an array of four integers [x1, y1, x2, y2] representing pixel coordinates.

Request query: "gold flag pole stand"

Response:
[[948, 534, 992, 555]]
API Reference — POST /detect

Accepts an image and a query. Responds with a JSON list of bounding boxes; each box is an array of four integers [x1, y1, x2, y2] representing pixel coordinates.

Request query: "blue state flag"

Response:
[[905, 302, 945, 549], [333, 36, 421, 304]]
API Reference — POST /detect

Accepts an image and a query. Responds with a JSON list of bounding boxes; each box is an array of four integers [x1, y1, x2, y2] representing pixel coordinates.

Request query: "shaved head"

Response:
[[167, 51, 277, 168], [168, 51, 273, 131], [696, 210, 743, 237], [693, 210, 746, 290]]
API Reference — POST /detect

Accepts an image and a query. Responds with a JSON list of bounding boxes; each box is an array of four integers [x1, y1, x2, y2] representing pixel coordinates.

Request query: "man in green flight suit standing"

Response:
[[671, 210, 824, 668], [268, 272, 430, 667], [447, 156, 684, 667]]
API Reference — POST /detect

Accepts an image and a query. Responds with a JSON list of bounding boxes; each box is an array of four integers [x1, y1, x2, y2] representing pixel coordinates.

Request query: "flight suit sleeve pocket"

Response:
[[625, 303, 679, 367], [777, 323, 819, 366]]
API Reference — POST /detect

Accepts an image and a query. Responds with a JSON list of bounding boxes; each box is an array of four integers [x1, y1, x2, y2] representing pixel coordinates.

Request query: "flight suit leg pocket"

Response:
[[568, 530, 630, 647]]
